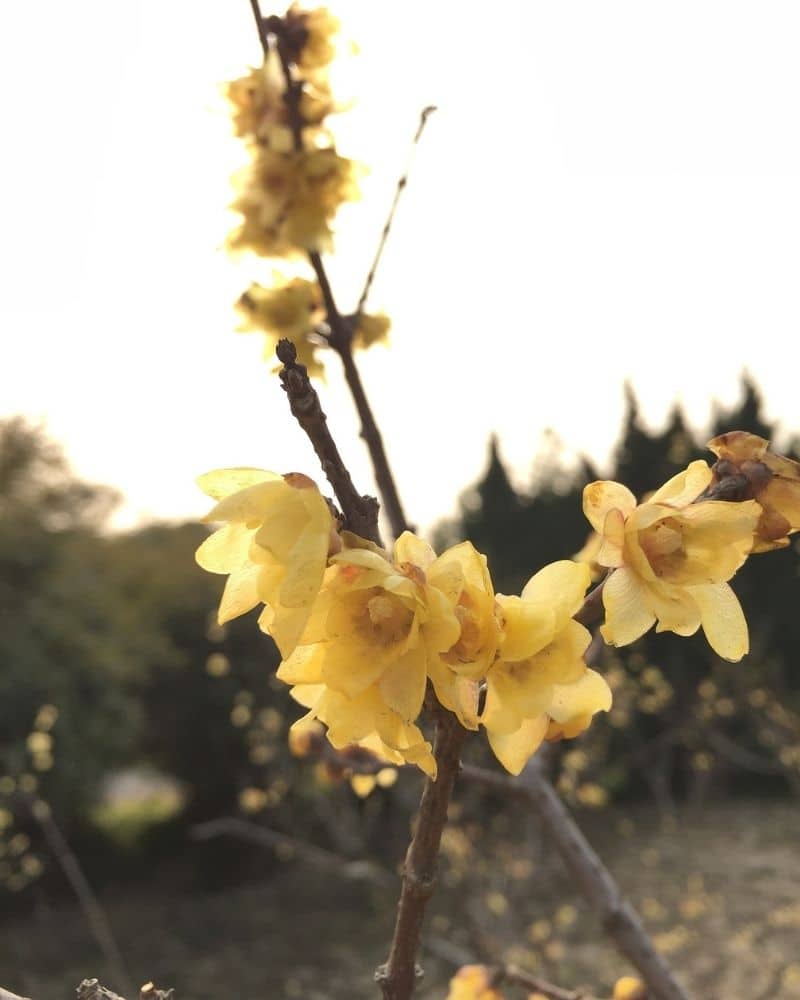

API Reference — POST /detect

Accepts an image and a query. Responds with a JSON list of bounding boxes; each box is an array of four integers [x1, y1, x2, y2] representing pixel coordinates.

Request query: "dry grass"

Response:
[[2, 799, 799, 999]]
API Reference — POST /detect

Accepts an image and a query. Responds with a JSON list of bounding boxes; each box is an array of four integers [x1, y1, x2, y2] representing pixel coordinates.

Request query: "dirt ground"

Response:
[[2, 799, 799, 1000]]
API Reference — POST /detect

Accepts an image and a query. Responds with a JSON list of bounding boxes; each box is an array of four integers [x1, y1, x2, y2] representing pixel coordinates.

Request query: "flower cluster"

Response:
[[197, 434, 800, 781], [225, 5, 390, 375], [582, 433, 800, 662], [197, 470, 611, 777]]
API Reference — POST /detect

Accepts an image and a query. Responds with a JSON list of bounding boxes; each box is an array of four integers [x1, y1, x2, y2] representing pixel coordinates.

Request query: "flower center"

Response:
[[640, 517, 684, 576], [363, 593, 413, 646]]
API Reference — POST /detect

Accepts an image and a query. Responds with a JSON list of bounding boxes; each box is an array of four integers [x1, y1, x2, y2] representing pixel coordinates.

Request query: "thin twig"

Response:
[[376, 705, 468, 1000], [355, 106, 437, 317], [19, 796, 133, 998], [247, 0, 270, 52], [191, 816, 394, 887], [277, 339, 381, 543], [461, 762, 689, 1000], [497, 965, 606, 1000]]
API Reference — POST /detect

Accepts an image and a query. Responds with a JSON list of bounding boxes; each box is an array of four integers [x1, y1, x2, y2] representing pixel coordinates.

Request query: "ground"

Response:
[[2, 800, 799, 999]]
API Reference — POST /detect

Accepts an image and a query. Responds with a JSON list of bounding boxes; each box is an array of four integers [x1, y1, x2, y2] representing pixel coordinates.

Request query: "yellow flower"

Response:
[[613, 976, 647, 1000], [583, 461, 760, 660], [424, 540, 500, 730], [481, 561, 609, 774], [286, 682, 438, 777], [226, 54, 287, 144], [284, 5, 340, 80], [708, 430, 800, 551], [229, 147, 360, 258], [446, 965, 505, 1000], [195, 468, 336, 657], [237, 277, 325, 377], [277, 532, 461, 775]]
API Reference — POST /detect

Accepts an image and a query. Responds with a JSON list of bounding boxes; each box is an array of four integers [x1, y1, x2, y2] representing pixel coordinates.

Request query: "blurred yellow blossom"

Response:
[[196, 468, 337, 657], [446, 965, 504, 1000], [613, 977, 647, 1000], [708, 430, 800, 551], [583, 462, 760, 660], [230, 146, 360, 258], [353, 311, 391, 350], [237, 276, 325, 376]]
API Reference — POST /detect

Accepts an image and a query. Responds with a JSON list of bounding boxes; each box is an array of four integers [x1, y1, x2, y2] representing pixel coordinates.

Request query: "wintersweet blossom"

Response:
[[446, 965, 504, 1000], [708, 431, 800, 552], [237, 277, 325, 376], [276, 532, 461, 774], [583, 461, 760, 661], [481, 561, 610, 774], [229, 147, 360, 258], [195, 468, 336, 657]]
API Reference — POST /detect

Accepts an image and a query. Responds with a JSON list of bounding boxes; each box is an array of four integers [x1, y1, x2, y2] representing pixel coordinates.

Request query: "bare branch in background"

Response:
[[461, 759, 689, 1000]]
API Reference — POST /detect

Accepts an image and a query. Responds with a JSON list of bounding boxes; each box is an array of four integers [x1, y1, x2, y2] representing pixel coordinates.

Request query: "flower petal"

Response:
[[583, 481, 637, 534], [197, 467, 280, 500], [601, 568, 656, 646], [520, 560, 591, 622], [488, 716, 548, 775], [648, 460, 712, 506], [691, 582, 749, 661]]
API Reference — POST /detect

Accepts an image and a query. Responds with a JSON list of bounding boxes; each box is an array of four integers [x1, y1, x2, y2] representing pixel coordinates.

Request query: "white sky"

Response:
[[3, 2, 800, 536]]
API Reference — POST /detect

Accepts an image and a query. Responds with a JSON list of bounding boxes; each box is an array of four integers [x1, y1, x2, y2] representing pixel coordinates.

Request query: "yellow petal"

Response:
[[520, 560, 591, 623], [647, 579, 702, 637], [427, 658, 480, 730], [496, 595, 555, 662], [197, 467, 280, 500], [596, 508, 626, 567], [218, 562, 262, 623], [648, 460, 712, 506], [393, 531, 436, 570], [196, 523, 254, 573], [378, 646, 427, 721], [527, 619, 592, 687], [583, 481, 636, 534], [600, 568, 656, 646], [691, 582, 749, 661], [549, 668, 612, 723], [277, 644, 325, 685], [487, 716, 548, 775], [206, 479, 285, 525]]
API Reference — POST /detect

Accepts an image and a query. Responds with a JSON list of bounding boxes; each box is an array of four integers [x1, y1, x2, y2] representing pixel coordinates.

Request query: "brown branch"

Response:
[[376, 706, 468, 999], [277, 339, 381, 544], [460, 762, 689, 1000], [574, 577, 607, 628], [250, 9, 411, 540], [191, 816, 394, 887], [247, 0, 270, 52], [355, 105, 437, 318], [496, 965, 606, 1000]]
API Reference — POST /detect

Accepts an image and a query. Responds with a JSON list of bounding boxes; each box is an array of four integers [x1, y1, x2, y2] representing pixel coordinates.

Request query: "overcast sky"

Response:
[[3, 1, 800, 536]]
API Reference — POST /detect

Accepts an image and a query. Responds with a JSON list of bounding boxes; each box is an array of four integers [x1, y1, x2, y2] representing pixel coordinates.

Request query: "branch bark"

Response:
[[376, 706, 467, 999], [277, 339, 381, 544]]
